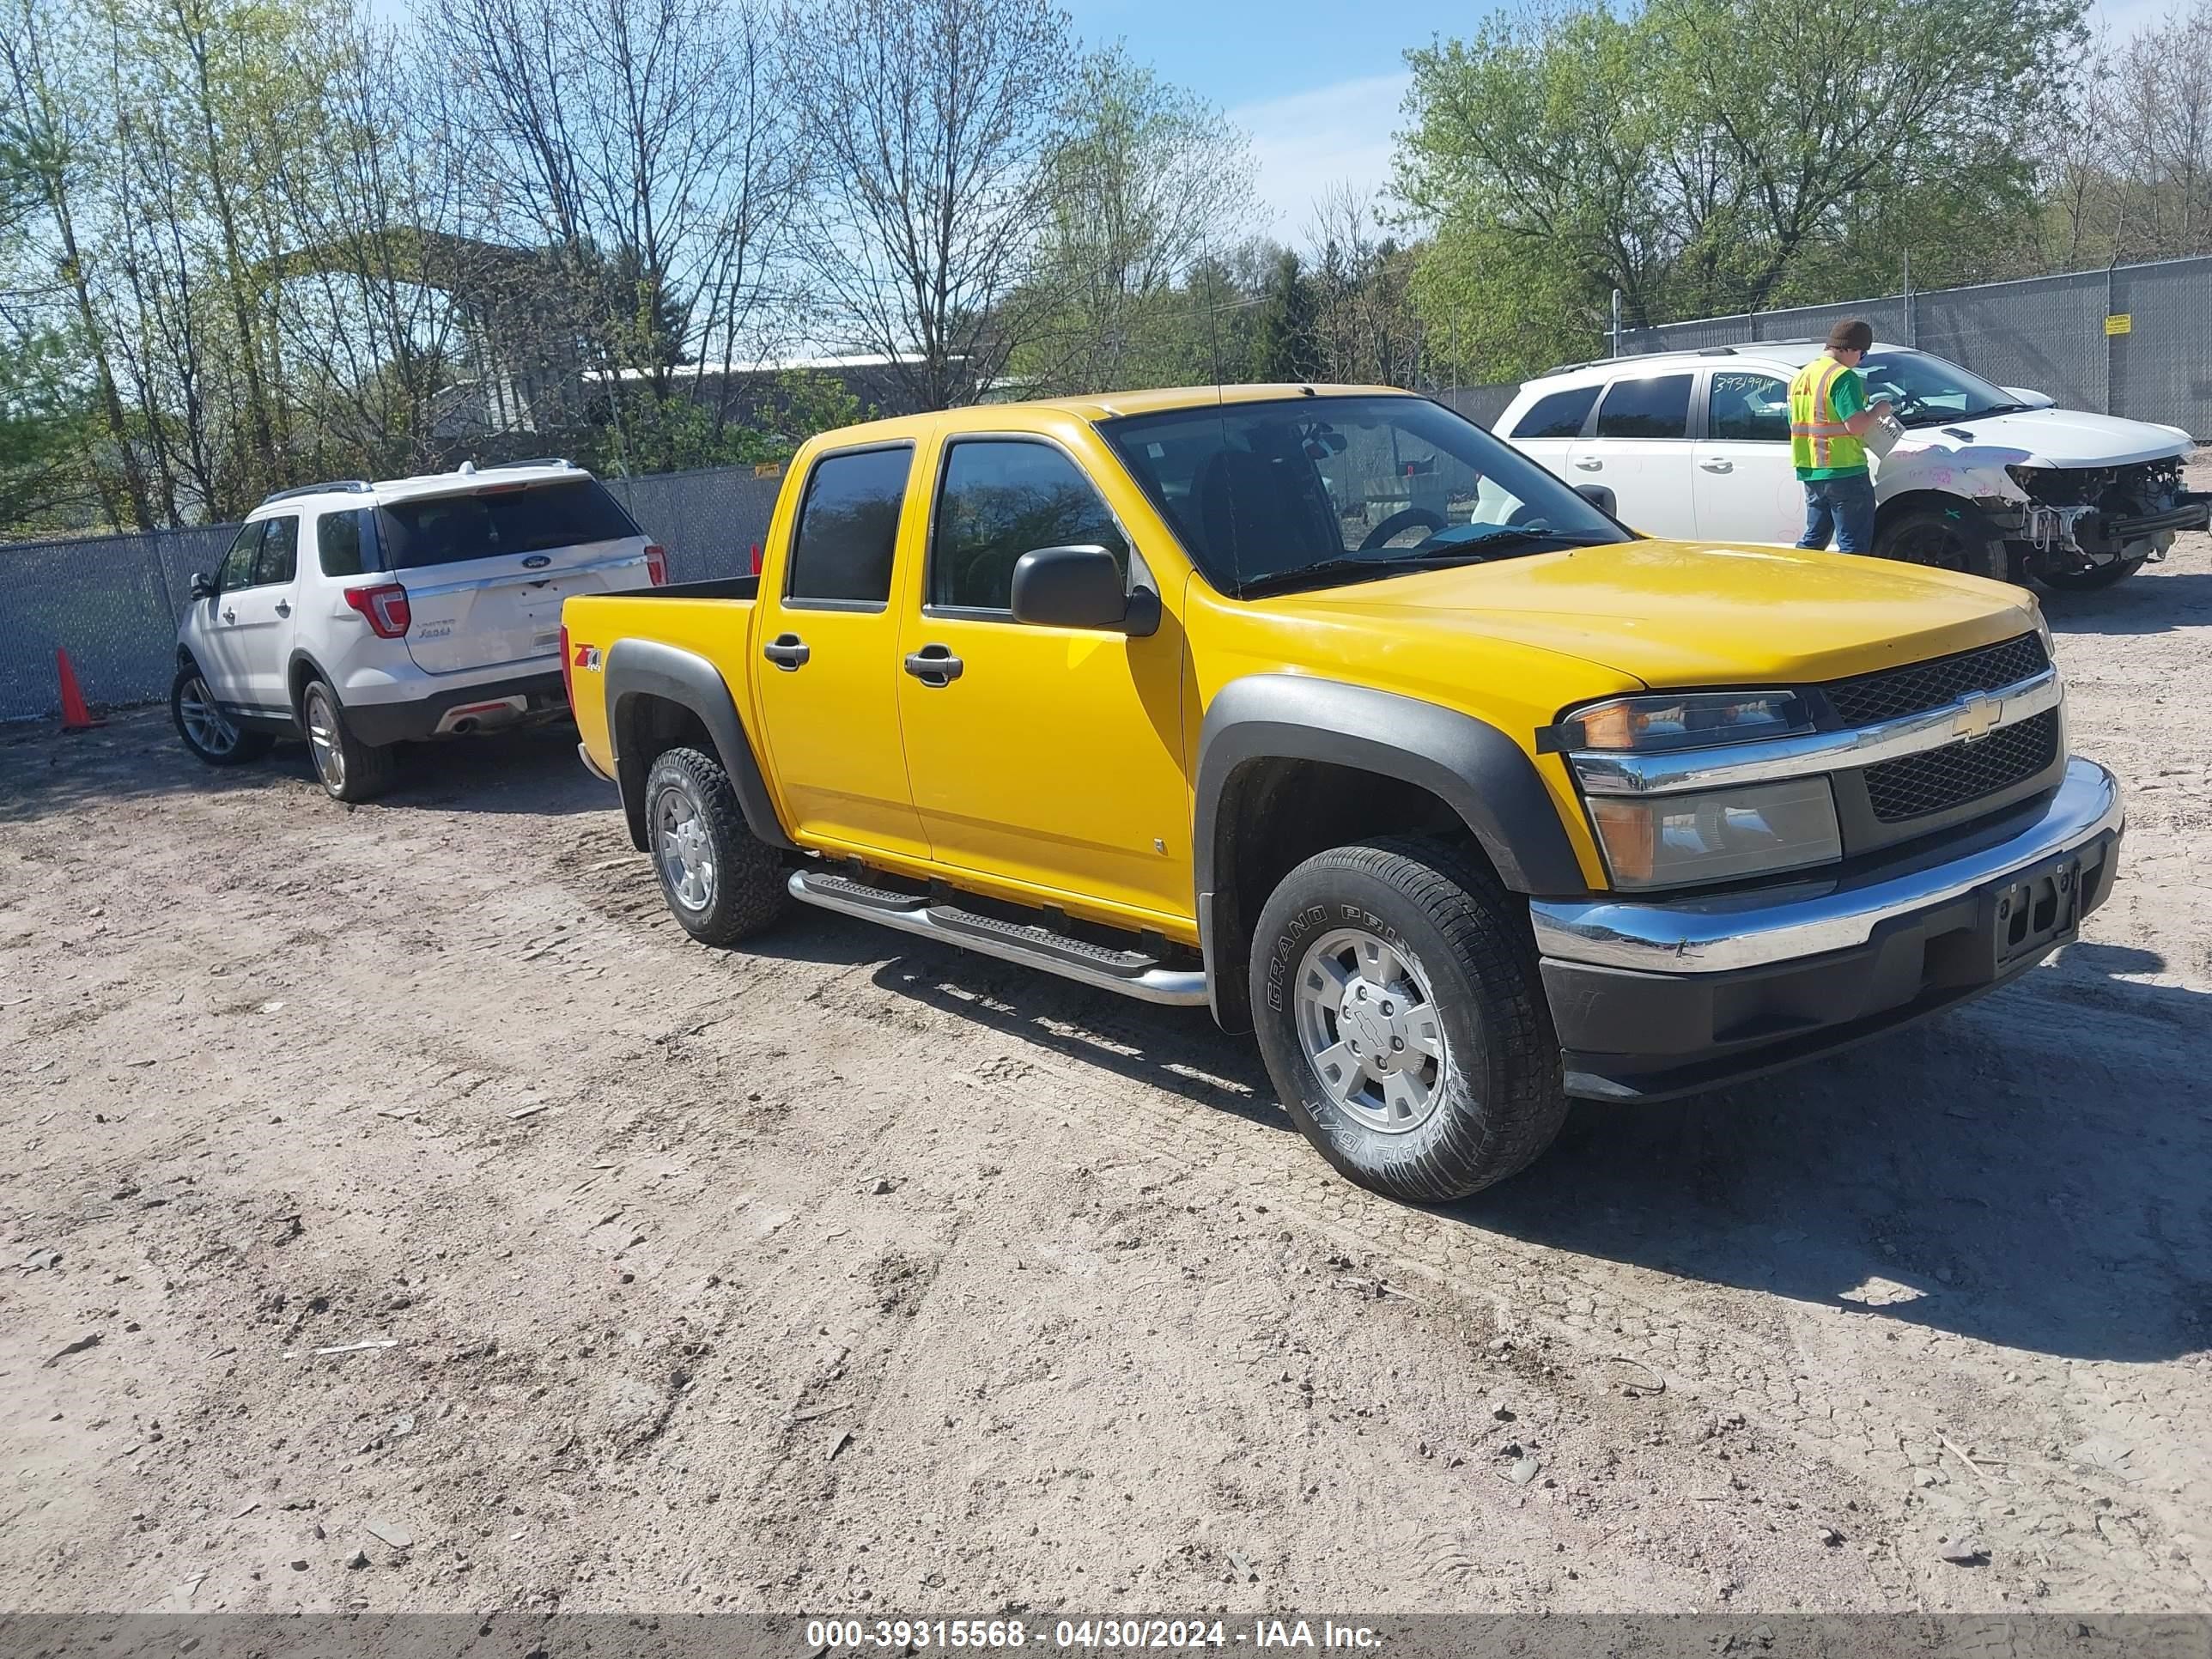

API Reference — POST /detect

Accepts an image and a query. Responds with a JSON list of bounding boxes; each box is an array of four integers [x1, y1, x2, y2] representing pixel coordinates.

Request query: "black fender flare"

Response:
[[1194, 674, 1589, 1029], [603, 637, 793, 853]]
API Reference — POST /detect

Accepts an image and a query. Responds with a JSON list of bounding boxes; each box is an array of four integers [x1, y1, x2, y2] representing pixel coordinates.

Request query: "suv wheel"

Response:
[[1875, 503, 2009, 582], [172, 664, 272, 766], [301, 679, 397, 803], [1249, 836, 1570, 1201], [646, 745, 791, 946]]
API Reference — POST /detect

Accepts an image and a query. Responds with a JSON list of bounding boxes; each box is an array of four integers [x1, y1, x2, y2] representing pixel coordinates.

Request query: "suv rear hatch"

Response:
[[379, 475, 654, 675]]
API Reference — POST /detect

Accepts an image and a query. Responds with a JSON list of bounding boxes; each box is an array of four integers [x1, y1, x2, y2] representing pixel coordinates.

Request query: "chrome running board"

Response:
[[787, 870, 1207, 1006]]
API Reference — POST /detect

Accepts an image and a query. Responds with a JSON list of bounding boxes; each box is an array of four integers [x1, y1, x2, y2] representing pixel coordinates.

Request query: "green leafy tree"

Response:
[[1246, 247, 1322, 382], [1018, 44, 1255, 394], [1401, 0, 2087, 379]]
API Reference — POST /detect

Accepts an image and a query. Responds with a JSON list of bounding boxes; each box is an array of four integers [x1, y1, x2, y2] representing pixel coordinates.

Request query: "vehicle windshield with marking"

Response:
[[1856, 349, 2035, 428]]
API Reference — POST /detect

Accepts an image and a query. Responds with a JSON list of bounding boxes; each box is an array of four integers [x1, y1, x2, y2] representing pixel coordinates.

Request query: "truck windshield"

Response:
[[1098, 395, 1629, 598], [1856, 350, 2030, 428], [376, 478, 640, 569]]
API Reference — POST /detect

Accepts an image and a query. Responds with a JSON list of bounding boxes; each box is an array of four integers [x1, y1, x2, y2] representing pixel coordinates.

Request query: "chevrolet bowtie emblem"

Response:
[[1953, 692, 2003, 741]]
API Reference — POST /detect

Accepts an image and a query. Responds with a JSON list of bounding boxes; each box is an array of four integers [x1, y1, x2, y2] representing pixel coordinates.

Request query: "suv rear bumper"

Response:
[[345, 671, 568, 745], [1531, 758, 2124, 1101]]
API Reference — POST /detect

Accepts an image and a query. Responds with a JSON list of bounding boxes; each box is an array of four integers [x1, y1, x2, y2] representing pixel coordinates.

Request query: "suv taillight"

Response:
[[644, 544, 667, 585], [343, 582, 411, 638], [559, 622, 574, 710], [749, 542, 763, 575]]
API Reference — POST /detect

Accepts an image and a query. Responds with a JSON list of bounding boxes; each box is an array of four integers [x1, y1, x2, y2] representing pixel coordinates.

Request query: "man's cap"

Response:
[[1827, 318, 1875, 353]]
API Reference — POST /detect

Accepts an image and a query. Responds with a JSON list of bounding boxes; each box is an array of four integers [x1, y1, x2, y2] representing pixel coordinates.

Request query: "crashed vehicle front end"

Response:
[[1998, 455, 2209, 579]]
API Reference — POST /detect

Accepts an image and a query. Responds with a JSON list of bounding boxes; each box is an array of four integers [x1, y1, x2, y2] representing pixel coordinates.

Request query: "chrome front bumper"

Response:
[[1532, 757, 2123, 975]]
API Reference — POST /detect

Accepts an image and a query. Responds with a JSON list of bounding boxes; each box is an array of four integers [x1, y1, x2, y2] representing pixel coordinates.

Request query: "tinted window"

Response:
[[252, 515, 298, 586], [376, 478, 640, 570], [931, 441, 1127, 611], [216, 523, 260, 591], [1595, 374, 1692, 439], [787, 447, 910, 605], [1101, 395, 1627, 594], [318, 508, 374, 577], [1707, 372, 1791, 442], [1511, 384, 1600, 441]]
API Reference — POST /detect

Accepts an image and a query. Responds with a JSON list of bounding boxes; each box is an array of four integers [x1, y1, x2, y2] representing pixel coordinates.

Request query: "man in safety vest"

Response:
[[1790, 318, 1893, 553]]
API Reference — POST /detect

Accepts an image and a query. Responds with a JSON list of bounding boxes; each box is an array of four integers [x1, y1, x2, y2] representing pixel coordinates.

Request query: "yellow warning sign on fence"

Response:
[[2105, 313, 2132, 336], [754, 461, 785, 479]]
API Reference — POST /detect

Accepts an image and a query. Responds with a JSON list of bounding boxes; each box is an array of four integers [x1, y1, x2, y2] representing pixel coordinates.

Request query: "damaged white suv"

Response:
[[1497, 341, 2208, 588]]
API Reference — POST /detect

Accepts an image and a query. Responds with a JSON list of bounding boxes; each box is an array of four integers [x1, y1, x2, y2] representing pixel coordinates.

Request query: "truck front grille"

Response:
[[1862, 709, 2060, 823], [1824, 633, 2049, 727]]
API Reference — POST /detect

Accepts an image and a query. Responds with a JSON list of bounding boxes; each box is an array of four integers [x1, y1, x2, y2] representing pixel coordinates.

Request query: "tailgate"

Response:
[[403, 539, 650, 674], [376, 474, 654, 676]]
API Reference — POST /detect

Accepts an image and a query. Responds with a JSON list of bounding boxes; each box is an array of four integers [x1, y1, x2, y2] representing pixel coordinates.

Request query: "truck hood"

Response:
[[1891, 405, 2192, 469], [1264, 540, 2040, 688]]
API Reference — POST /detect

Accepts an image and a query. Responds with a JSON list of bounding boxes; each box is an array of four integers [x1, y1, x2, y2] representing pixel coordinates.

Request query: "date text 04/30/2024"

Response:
[[805, 1620, 1384, 1650]]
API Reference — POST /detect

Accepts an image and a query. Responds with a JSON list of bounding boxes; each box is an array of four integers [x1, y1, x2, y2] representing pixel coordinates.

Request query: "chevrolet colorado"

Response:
[[562, 386, 2124, 1200]]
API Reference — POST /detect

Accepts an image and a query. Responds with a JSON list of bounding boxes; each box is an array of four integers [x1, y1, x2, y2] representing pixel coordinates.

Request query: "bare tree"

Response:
[[782, 0, 1077, 410], [1021, 44, 1255, 393], [1305, 185, 1425, 387], [428, 0, 805, 459]]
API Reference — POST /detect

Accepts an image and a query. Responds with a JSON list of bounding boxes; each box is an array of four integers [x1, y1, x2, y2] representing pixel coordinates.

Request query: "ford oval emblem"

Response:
[[522, 554, 551, 568]]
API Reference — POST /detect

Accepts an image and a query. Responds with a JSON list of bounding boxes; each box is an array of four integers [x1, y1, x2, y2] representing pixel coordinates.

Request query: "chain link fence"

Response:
[[0, 467, 785, 725], [1614, 253, 2212, 437], [1437, 253, 2212, 441]]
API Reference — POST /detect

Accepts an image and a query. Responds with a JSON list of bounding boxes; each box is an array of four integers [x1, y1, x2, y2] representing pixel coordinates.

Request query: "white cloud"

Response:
[[1228, 71, 1412, 250]]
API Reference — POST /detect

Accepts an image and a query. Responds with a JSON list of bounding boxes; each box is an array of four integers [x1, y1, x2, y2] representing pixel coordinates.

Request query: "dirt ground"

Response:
[[4, 459, 2209, 1619]]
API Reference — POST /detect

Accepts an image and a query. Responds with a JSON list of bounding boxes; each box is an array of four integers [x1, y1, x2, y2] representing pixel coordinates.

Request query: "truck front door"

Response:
[[892, 432, 1192, 927], [752, 441, 932, 863]]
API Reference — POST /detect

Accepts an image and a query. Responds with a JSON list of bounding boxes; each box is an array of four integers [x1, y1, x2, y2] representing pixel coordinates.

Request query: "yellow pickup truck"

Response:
[[562, 385, 2123, 1199]]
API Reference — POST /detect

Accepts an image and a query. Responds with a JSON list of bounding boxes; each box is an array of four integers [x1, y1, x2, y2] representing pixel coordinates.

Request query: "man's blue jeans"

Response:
[[1798, 472, 1876, 553]]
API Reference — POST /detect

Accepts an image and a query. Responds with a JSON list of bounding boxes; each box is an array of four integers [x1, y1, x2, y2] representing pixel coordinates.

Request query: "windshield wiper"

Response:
[[1233, 530, 1611, 599]]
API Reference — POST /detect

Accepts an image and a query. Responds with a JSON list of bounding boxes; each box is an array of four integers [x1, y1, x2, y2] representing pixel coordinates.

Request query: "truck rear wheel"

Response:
[[645, 745, 791, 946], [1249, 836, 1570, 1201]]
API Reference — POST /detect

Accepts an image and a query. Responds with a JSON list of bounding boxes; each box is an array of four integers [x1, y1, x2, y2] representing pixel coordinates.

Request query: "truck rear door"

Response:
[[379, 476, 655, 676], [750, 441, 932, 861]]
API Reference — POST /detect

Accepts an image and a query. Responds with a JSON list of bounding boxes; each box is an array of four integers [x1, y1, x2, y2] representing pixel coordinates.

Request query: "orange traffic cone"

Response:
[[57, 648, 105, 732]]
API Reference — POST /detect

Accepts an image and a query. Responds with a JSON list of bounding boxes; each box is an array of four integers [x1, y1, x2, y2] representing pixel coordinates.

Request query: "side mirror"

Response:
[[189, 572, 216, 601], [2001, 385, 2057, 410], [1572, 483, 1619, 517], [1011, 544, 1152, 634]]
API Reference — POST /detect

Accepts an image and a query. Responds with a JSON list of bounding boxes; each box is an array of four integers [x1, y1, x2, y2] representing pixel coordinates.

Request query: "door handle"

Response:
[[902, 644, 963, 686], [1699, 459, 1734, 473], [1573, 459, 1603, 471], [274, 599, 292, 617], [222, 606, 236, 623], [763, 633, 810, 670]]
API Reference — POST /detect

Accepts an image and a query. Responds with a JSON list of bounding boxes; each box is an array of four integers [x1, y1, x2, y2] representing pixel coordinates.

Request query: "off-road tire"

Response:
[[2039, 554, 2148, 592], [301, 678, 397, 804], [1249, 835, 1570, 1201], [1874, 503, 2010, 583], [171, 662, 273, 766], [644, 745, 790, 947]]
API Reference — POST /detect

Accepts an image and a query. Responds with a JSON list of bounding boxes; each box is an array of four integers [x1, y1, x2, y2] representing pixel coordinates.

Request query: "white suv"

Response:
[[170, 461, 664, 800], [1494, 342, 2207, 588]]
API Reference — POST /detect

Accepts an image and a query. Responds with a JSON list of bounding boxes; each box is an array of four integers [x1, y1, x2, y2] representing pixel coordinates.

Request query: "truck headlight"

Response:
[[1564, 690, 1813, 752], [1588, 776, 1843, 890]]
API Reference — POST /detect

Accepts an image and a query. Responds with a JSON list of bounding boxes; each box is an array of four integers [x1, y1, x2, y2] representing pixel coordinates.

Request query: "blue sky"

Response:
[[1069, 0, 2172, 246]]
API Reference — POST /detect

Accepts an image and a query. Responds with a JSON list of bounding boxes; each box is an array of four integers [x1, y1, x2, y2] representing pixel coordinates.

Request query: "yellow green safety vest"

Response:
[[1789, 358, 1864, 474]]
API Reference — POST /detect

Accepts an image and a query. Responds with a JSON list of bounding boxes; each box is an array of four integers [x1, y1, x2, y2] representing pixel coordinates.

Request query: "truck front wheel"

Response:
[[645, 745, 791, 946], [1249, 836, 1570, 1201]]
